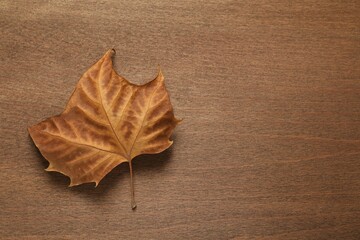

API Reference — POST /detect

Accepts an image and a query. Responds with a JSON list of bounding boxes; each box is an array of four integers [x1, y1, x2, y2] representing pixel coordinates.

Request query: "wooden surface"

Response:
[[1, 1, 360, 239]]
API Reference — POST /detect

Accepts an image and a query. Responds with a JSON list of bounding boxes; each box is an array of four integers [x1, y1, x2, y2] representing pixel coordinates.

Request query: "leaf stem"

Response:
[[129, 160, 137, 210]]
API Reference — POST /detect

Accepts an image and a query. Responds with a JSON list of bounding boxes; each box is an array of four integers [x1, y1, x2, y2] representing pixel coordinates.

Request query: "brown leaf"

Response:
[[28, 49, 180, 208]]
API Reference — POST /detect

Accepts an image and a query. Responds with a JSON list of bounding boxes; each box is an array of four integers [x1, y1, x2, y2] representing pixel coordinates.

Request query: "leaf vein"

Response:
[[128, 83, 163, 157], [39, 130, 120, 156], [74, 106, 108, 127], [96, 67, 128, 156], [114, 87, 140, 130], [76, 154, 113, 181]]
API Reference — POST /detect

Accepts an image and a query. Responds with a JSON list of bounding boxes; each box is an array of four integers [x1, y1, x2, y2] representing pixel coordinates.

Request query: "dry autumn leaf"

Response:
[[28, 49, 180, 209]]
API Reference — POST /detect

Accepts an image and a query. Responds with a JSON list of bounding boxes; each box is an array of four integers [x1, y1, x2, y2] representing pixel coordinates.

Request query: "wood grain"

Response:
[[1, 1, 359, 239]]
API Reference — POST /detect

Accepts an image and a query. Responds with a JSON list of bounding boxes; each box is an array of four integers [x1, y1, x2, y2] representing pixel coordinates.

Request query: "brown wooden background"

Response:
[[1, 1, 360, 239]]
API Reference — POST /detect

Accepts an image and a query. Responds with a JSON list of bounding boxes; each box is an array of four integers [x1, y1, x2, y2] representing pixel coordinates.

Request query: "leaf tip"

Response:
[[105, 48, 116, 59], [132, 203, 137, 210], [110, 48, 116, 56], [45, 165, 54, 172], [157, 66, 164, 82], [175, 118, 183, 125], [27, 125, 35, 135]]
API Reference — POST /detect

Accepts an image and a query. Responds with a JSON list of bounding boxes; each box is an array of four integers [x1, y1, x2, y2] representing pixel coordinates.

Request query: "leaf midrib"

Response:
[[97, 67, 129, 159]]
